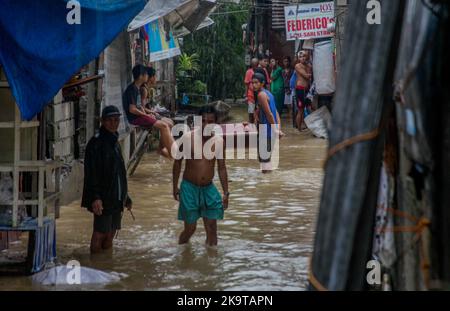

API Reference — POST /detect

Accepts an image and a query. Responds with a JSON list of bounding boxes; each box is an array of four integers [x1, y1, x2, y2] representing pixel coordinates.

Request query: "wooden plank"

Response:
[[38, 167, 44, 227], [12, 105, 20, 227], [19, 121, 40, 128], [32, 113, 38, 219], [0, 122, 14, 128], [86, 61, 97, 142], [127, 130, 150, 176], [0, 200, 38, 205], [54, 167, 61, 219], [0, 166, 13, 172], [0, 194, 59, 206], [62, 74, 103, 90], [0, 121, 40, 128], [0, 161, 63, 172], [18, 160, 58, 167]]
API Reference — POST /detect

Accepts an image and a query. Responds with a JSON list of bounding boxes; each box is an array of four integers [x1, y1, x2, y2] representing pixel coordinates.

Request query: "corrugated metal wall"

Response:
[[271, 0, 291, 30]]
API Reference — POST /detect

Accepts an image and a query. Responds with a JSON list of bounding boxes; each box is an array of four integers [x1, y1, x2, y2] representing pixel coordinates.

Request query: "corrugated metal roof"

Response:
[[271, 0, 293, 30]]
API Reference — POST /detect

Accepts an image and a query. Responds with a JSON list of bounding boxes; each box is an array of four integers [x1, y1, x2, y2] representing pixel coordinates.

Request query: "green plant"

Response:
[[182, 3, 248, 100], [176, 53, 200, 77], [192, 80, 207, 95], [176, 53, 208, 97]]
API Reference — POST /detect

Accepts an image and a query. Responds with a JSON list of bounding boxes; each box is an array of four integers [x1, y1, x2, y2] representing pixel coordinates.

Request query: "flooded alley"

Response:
[[0, 107, 327, 290], [2, 0, 450, 299]]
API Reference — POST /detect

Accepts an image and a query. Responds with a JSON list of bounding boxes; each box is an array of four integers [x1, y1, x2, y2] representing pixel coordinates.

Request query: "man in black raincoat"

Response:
[[81, 105, 132, 254]]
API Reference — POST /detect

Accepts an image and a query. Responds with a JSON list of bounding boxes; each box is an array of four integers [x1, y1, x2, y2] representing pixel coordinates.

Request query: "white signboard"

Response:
[[284, 2, 335, 41]]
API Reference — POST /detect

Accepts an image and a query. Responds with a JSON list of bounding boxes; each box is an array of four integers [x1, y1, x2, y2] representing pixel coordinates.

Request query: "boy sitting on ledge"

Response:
[[122, 64, 174, 158]]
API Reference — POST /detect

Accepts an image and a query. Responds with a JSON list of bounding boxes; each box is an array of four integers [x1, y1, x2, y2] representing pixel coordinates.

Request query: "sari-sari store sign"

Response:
[[284, 2, 335, 41]]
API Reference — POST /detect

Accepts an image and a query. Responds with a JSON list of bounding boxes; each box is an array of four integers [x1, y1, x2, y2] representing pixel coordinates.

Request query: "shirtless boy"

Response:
[[294, 51, 312, 131]]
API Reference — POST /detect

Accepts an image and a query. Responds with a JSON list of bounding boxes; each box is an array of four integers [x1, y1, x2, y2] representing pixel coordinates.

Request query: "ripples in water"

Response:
[[0, 107, 326, 291]]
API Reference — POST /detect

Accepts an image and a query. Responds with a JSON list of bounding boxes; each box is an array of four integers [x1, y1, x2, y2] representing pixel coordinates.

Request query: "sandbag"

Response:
[[31, 265, 127, 286], [304, 106, 331, 139]]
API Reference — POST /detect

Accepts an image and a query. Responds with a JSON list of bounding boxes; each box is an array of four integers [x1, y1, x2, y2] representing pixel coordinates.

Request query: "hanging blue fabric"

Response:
[[289, 71, 297, 91], [0, 0, 146, 120], [304, 106, 311, 118]]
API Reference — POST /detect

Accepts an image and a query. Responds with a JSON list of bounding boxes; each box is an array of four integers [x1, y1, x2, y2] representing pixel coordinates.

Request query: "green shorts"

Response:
[[178, 179, 224, 224]]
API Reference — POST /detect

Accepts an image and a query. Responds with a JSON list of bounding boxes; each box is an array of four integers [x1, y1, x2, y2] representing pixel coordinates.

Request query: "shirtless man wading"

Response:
[[172, 105, 229, 247]]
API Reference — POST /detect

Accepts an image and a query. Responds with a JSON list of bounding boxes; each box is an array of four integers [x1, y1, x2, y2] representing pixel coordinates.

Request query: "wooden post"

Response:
[[168, 58, 176, 112], [86, 61, 97, 142], [12, 105, 20, 227], [127, 129, 150, 176], [54, 166, 61, 219], [38, 166, 44, 227]]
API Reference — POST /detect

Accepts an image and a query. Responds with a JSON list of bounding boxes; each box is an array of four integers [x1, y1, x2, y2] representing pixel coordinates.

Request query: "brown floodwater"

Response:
[[0, 106, 327, 290]]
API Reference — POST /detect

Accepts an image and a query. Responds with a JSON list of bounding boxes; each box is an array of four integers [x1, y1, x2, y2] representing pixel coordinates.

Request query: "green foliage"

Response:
[[176, 52, 207, 96], [182, 3, 249, 100], [192, 80, 207, 95], [176, 52, 200, 77]]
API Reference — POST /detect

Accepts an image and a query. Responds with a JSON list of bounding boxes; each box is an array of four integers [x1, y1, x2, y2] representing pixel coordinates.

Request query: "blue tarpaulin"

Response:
[[0, 0, 146, 120]]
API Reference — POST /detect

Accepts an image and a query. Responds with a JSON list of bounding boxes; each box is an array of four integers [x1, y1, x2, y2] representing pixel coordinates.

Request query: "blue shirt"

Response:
[[258, 89, 279, 139], [290, 72, 297, 91]]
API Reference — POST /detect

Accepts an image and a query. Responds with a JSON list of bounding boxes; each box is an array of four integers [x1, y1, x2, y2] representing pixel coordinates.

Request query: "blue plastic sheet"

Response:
[[0, 0, 146, 120]]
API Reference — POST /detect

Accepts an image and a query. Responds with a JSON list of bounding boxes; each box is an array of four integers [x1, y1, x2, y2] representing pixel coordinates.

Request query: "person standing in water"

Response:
[[270, 58, 285, 117], [82, 106, 132, 254], [282, 56, 294, 122], [172, 105, 229, 247], [258, 55, 271, 90], [244, 58, 259, 123], [294, 51, 312, 131], [252, 72, 280, 174]]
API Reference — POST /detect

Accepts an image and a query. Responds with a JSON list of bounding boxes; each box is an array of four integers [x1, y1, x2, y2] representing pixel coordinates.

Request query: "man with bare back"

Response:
[[172, 105, 229, 247]]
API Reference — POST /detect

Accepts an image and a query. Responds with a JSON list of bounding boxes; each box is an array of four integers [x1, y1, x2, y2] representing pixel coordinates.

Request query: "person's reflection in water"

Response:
[[178, 244, 195, 269]]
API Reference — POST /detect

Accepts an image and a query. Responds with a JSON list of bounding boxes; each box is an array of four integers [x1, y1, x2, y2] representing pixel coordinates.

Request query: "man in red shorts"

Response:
[[294, 51, 312, 131]]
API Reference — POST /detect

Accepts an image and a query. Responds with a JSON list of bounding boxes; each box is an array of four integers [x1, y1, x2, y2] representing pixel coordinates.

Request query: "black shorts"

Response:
[[94, 211, 122, 233]]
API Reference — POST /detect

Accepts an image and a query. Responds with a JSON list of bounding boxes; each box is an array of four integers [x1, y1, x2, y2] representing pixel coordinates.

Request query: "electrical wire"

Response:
[[210, 9, 250, 15]]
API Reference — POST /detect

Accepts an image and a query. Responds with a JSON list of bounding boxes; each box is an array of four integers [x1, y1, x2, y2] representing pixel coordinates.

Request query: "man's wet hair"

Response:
[[257, 53, 269, 61], [132, 64, 147, 80], [253, 68, 266, 83], [252, 72, 266, 85]]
